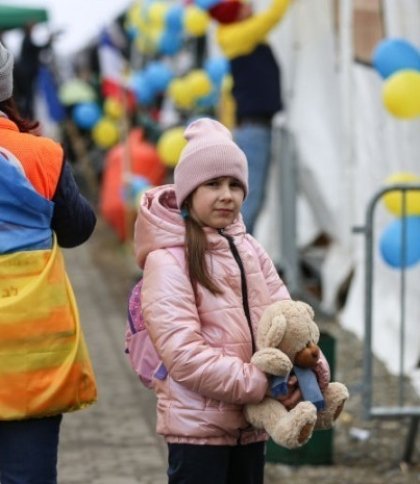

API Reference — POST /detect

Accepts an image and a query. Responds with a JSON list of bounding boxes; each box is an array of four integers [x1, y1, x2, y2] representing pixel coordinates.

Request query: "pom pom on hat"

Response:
[[0, 42, 13, 102], [174, 118, 248, 208], [209, 0, 243, 24]]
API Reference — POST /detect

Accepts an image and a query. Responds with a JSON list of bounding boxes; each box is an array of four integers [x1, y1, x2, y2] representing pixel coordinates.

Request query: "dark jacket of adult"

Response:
[[216, 0, 290, 123]]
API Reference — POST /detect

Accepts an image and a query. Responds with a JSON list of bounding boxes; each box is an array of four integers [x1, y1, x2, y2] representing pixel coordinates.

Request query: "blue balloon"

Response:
[[144, 61, 174, 92], [204, 57, 230, 85], [72, 102, 101, 129], [123, 175, 151, 203], [159, 31, 183, 56], [126, 26, 138, 40], [379, 216, 420, 269], [165, 4, 184, 32], [373, 38, 420, 79], [131, 72, 155, 106], [194, 0, 221, 10]]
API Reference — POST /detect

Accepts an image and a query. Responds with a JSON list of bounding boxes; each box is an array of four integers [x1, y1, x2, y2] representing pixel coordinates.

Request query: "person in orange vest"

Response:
[[0, 41, 97, 484]]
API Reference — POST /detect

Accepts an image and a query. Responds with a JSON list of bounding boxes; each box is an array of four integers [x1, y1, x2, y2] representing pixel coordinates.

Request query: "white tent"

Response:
[[253, 0, 420, 379]]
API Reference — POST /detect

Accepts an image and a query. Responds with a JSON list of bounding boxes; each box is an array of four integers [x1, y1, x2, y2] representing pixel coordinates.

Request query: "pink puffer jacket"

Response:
[[134, 185, 290, 445]]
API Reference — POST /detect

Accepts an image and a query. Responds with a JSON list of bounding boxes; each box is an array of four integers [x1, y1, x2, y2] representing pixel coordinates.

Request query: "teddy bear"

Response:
[[244, 300, 349, 449]]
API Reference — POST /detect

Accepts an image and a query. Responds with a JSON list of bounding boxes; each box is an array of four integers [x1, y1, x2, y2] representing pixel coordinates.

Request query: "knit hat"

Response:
[[174, 118, 248, 208], [209, 0, 243, 24], [0, 42, 13, 102]]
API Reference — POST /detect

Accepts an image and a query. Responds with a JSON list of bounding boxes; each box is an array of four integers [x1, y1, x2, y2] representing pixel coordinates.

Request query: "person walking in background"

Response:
[[133, 118, 304, 484], [0, 42, 97, 484], [14, 22, 60, 118], [210, 0, 291, 234]]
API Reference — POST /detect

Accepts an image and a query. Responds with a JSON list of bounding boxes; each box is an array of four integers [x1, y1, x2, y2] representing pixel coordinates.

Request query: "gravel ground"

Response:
[[90, 218, 420, 484]]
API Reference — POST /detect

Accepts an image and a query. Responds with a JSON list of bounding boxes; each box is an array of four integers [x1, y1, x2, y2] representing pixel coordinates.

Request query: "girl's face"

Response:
[[189, 176, 245, 229]]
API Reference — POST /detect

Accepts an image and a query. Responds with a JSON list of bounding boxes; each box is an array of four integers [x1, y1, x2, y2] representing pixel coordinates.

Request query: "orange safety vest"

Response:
[[0, 117, 63, 200]]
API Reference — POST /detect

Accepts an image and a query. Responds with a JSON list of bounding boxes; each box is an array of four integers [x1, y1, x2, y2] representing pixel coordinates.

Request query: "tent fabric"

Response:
[[255, 0, 420, 380], [0, 5, 48, 31]]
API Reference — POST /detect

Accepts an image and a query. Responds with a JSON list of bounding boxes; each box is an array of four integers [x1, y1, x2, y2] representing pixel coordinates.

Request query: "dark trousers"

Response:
[[0, 414, 62, 484], [167, 441, 265, 484]]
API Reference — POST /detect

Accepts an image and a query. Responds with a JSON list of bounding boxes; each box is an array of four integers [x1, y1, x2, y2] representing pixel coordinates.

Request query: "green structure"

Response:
[[0, 5, 48, 31]]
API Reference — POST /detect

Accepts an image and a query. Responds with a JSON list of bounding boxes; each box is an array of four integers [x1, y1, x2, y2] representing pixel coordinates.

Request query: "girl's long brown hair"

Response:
[[0, 98, 39, 133], [183, 206, 223, 296]]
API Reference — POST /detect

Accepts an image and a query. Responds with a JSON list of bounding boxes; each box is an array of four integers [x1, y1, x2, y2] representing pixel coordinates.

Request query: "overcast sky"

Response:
[[2, 0, 132, 54]]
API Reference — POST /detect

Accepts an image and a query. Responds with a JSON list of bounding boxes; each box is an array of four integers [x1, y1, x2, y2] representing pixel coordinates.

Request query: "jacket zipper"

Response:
[[218, 229, 256, 354]]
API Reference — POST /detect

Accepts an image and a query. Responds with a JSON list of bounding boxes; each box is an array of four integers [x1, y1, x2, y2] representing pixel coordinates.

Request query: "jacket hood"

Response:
[[134, 184, 246, 268]]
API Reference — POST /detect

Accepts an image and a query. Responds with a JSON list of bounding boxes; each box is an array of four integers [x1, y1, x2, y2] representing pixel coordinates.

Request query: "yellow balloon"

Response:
[[383, 172, 420, 216], [185, 70, 212, 99], [184, 6, 209, 37], [168, 79, 195, 110], [221, 74, 234, 93], [92, 118, 120, 149], [382, 70, 420, 119], [127, 3, 141, 27], [148, 2, 168, 28], [104, 97, 124, 120], [157, 127, 187, 167], [135, 28, 160, 55]]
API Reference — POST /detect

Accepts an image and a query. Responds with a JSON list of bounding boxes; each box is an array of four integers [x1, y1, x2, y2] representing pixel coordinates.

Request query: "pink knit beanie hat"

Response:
[[174, 118, 248, 208]]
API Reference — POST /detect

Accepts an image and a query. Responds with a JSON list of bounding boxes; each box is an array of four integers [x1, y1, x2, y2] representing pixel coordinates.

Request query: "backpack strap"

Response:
[[127, 281, 142, 335]]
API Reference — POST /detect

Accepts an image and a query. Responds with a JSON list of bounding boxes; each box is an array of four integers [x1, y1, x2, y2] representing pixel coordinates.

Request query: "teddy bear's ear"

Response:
[[296, 301, 315, 319], [258, 313, 287, 348]]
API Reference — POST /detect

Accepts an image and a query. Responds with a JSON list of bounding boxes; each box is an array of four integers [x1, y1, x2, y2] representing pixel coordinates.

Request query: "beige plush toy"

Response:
[[245, 300, 349, 449]]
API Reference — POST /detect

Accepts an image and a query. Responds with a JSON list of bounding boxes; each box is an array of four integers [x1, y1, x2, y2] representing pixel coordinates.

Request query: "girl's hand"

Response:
[[314, 350, 331, 390], [275, 375, 302, 410]]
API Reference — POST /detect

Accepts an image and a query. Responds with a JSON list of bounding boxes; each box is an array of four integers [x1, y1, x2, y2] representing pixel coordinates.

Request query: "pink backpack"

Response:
[[125, 247, 185, 388]]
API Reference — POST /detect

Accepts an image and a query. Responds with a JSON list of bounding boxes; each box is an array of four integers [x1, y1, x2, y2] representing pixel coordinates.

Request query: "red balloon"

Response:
[[102, 79, 137, 113]]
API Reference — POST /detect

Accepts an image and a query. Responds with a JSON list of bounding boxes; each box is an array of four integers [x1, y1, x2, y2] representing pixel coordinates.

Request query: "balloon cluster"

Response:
[[167, 58, 229, 111], [153, 58, 230, 168], [126, 0, 210, 56], [73, 2, 231, 153], [129, 55, 229, 112], [379, 172, 420, 269], [71, 98, 122, 149], [372, 38, 420, 119], [125, 0, 230, 112], [130, 60, 174, 106]]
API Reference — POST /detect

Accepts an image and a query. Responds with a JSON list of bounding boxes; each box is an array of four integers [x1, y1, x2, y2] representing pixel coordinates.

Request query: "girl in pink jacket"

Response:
[[134, 118, 291, 484]]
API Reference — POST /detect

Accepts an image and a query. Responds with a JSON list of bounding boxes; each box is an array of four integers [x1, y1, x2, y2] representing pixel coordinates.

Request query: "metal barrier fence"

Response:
[[354, 184, 420, 463]]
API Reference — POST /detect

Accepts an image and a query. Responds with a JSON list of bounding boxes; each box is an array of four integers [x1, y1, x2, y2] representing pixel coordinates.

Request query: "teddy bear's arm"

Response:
[[251, 348, 293, 376]]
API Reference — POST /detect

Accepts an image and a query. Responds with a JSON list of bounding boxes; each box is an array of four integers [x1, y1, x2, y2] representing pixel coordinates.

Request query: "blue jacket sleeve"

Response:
[[51, 161, 96, 247]]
